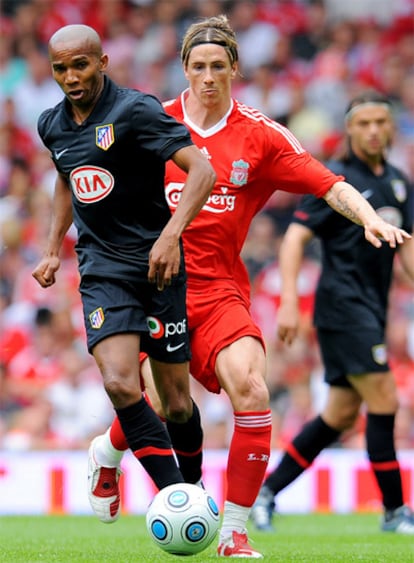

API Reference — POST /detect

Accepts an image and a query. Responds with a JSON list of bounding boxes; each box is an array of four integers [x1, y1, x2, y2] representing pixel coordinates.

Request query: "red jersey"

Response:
[[164, 93, 342, 283]]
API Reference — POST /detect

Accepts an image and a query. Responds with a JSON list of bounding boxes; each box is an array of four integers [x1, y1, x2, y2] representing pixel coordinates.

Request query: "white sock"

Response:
[[93, 429, 125, 467], [219, 501, 250, 541]]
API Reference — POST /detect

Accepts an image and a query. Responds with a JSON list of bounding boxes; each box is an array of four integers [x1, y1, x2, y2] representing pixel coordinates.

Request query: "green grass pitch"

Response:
[[0, 513, 412, 562]]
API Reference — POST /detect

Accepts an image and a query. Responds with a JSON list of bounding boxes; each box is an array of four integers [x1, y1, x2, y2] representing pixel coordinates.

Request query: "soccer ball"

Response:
[[146, 483, 220, 556]]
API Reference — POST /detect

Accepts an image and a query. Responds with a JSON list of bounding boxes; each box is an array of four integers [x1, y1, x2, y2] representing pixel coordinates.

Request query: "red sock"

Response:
[[109, 391, 163, 451], [226, 410, 272, 507], [109, 416, 128, 451]]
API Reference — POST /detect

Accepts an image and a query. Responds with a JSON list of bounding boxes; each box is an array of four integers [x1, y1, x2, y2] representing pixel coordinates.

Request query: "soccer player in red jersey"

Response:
[[89, 16, 411, 558]]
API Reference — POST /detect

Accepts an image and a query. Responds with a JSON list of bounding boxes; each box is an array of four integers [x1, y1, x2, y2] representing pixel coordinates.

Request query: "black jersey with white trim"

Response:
[[37, 76, 193, 281], [291, 152, 413, 330]]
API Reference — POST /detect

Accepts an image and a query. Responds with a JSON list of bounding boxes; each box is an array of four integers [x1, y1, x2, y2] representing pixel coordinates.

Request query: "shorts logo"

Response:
[[89, 307, 105, 329], [166, 342, 185, 352], [70, 165, 114, 203], [372, 344, 387, 365], [146, 317, 187, 339], [230, 159, 249, 186], [96, 124, 115, 150], [147, 316, 165, 339]]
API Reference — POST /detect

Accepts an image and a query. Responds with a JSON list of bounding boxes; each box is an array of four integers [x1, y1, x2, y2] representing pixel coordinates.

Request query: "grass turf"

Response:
[[0, 513, 413, 562]]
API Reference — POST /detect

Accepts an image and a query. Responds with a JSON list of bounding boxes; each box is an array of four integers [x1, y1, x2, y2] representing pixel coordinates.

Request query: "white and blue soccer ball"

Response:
[[146, 483, 220, 556]]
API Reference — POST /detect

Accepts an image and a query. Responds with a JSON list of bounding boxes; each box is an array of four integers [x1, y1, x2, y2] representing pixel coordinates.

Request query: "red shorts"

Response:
[[186, 279, 265, 394]]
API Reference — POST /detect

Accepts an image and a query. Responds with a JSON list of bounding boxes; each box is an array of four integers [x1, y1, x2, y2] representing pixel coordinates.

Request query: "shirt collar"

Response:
[[60, 75, 117, 130]]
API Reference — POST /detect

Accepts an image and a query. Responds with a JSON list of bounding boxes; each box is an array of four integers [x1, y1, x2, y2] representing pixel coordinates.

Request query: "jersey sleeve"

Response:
[[261, 122, 344, 198], [131, 93, 193, 161], [37, 107, 65, 175], [291, 194, 333, 234]]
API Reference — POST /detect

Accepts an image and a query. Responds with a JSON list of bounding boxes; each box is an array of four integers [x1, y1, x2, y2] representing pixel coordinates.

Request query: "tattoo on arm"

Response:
[[325, 186, 362, 225]]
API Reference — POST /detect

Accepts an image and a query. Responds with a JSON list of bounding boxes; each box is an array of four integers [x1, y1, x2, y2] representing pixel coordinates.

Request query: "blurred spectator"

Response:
[[228, 0, 280, 79], [5, 307, 63, 408], [237, 63, 292, 121], [241, 212, 279, 283], [0, 20, 28, 101], [12, 47, 62, 143], [42, 345, 113, 449], [290, 0, 330, 61], [0, 97, 36, 167], [1, 307, 62, 449], [286, 82, 336, 157]]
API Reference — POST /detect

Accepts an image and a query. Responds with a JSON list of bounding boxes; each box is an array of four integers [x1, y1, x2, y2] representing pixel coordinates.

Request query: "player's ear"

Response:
[[99, 54, 109, 72]]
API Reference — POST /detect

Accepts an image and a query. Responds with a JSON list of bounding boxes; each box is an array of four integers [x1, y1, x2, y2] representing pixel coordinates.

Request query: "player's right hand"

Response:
[[32, 256, 61, 288], [277, 300, 300, 345]]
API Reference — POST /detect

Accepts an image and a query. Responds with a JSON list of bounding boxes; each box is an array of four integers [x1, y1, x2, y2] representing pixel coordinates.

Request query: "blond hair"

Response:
[[181, 15, 238, 67]]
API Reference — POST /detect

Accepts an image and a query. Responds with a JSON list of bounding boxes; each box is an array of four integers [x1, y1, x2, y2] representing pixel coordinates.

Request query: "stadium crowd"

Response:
[[1, 0, 413, 452]]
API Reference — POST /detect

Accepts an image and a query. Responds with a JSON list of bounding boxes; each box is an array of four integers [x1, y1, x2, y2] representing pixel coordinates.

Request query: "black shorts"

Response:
[[80, 276, 191, 363], [317, 327, 389, 388]]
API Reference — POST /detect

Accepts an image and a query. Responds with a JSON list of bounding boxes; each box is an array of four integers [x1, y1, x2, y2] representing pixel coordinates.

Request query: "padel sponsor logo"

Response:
[[166, 182, 236, 213], [147, 316, 165, 339], [146, 316, 187, 339], [70, 165, 114, 203]]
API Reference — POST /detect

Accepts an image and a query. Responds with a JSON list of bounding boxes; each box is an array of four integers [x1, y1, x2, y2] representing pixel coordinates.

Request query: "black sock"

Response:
[[366, 413, 403, 511], [166, 399, 203, 484], [264, 415, 340, 495], [116, 397, 184, 489]]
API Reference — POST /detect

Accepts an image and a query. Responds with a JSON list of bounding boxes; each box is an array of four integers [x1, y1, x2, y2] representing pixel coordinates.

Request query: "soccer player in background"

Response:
[[88, 16, 412, 558], [31, 23, 216, 504], [251, 91, 414, 535]]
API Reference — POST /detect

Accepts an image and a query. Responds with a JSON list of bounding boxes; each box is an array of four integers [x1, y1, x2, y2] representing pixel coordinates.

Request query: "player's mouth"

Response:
[[67, 89, 85, 100]]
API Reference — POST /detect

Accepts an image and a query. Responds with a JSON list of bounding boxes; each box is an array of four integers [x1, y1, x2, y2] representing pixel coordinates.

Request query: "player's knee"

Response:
[[229, 373, 269, 412], [163, 396, 193, 423], [324, 405, 359, 431], [103, 373, 140, 405]]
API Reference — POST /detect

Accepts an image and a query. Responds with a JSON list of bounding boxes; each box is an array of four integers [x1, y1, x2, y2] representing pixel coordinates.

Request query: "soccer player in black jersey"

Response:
[[251, 91, 414, 534], [32, 24, 215, 521]]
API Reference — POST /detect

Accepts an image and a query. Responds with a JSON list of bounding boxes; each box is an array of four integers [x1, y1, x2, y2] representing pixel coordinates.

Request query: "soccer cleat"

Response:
[[87, 437, 122, 523], [381, 505, 414, 534], [217, 530, 263, 558], [250, 486, 275, 532]]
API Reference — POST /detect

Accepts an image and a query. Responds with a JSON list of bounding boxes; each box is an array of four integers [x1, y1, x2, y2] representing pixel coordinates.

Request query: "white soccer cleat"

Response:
[[87, 436, 122, 523]]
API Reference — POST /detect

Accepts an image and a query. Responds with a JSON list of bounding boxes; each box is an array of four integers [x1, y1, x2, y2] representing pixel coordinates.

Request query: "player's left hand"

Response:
[[148, 234, 180, 291], [364, 219, 411, 248]]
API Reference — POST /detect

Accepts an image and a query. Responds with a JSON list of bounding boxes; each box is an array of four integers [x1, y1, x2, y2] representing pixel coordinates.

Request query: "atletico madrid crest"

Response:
[[391, 179, 406, 202], [89, 307, 105, 329], [96, 124, 115, 151]]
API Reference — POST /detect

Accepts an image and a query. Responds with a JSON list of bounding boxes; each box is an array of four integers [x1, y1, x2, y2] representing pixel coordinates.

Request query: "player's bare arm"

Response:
[[399, 237, 414, 284], [277, 223, 313, 345], [32, 173, 73, 287], [323, 181, 412, 248], [148, 145, 216, 290]]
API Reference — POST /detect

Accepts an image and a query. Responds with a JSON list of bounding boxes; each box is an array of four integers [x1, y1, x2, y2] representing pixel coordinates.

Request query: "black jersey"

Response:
[[37, 76, 193, 282], [291, 152, 413, 330]]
